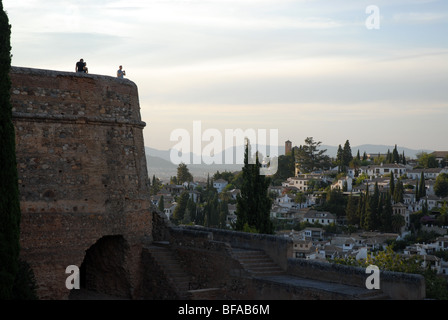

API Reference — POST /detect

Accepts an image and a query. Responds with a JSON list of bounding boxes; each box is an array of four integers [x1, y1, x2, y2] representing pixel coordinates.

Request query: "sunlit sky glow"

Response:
[[4, 0, 448, 153]]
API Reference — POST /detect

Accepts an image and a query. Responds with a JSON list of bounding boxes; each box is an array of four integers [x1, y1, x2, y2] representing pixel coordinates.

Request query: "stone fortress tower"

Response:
[[11, 67, 152, 299], [285, 140, 292, 155]]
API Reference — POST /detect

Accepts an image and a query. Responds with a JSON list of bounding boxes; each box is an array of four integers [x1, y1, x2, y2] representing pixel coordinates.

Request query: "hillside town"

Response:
[[150, 141, 448, 277]]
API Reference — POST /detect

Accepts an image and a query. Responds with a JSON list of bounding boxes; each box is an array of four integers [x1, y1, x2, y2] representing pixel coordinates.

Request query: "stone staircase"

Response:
[[231, 248, 285, 277], [230, 247, 390, 300], [145, 242, 191, 299], [145, 243, 390, 300]]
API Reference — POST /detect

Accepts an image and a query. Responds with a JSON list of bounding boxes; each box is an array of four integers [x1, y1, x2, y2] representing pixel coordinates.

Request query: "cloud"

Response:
[[140, 48, 448, 108], [4, 0, 448, 152], [392, 11, 448, 24]]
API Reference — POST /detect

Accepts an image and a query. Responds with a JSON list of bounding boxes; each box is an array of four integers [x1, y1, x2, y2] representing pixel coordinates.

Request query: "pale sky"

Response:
[[4, 0, 448, 153]]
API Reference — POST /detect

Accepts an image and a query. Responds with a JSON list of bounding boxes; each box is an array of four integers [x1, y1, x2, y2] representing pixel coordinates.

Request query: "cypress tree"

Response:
[[336, 144, 343, 173], [389, 172, 395, 200], [346, 193, 359, 226], [363, 197, 373, 230], [422, 198, 429, 215], [342, 140, 353, 169], [357, 192, 365, 229], [235, 143, 252, 231], [386, 149, 392, 163], [377, 193, 384, 231], [419, 171, 426, 199], [362, 184, 372, 230], [382, 193, 394, 232], [393, 145, 400, 163], [369, 182, 380, 230], [362, 151, 367, 161], [415, 179, 420, 202], [235, 141, 273, 234], [218, 200, 228, 229], [172, 191, 189, 224], [158, 195, 165, 212], [187, 197, 197, 223], [206, 173, 210, 189], [0, 1, 22, 299], [393, 179, 404, 204]]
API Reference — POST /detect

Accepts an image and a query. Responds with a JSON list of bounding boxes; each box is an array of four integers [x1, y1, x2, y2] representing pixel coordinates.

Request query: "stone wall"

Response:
[[168, 227, 253, 299], [10, 67, 152, 299], [287, 258, 426, 300], [177, 226, 293, 270], [167, 226, 426, 300]]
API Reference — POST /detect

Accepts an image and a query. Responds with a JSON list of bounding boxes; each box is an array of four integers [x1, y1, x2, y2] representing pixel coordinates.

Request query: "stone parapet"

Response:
[[176, 226, 293, 270], [287, 258, 426, 300]]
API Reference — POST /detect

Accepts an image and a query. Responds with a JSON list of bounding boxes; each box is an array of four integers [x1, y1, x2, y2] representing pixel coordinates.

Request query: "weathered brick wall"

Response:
[[10, 67, 152, 299]]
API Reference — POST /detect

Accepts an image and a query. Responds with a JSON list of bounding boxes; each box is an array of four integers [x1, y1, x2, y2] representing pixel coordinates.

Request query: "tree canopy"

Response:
[[0, 1, 25, 299], [235, 141, 273, 234], [176, 162, 193, 184], [295, 137, 330, 173], [434, 173, 448, 198], [417, 152, 438, 168]]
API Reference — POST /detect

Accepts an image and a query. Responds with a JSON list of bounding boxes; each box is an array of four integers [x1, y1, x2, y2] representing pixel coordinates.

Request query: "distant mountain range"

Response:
[[319, 144, 433, 159], [145, 144, 434, 181]]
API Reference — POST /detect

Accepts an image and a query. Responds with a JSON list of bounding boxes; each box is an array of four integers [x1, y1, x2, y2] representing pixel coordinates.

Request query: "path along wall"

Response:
[[10, 67, 152, 299]]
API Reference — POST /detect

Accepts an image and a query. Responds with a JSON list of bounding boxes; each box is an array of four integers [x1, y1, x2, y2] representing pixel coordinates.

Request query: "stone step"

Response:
[[146, 244, 192, 299], [259, 275, 391, 300], [244, 264, 284, 271], [231, 247, 285, 277], [356, 289, 390, 300]]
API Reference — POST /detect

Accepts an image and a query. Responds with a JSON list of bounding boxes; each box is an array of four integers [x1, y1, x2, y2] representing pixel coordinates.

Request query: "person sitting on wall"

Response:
[[117, 65, 126, 78], [76, 59, 87, 73]]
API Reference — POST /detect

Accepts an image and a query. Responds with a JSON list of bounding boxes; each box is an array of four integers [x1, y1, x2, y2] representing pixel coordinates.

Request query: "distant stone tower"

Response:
[[10, 67, 152, 299], [285, 140, 292, 155]]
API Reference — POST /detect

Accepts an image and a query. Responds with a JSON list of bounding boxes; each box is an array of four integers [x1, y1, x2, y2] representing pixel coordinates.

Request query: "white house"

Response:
[[268, 186, 284, 197], [292, 240, 314, 259], [228, 189, 241, 200], [226, 204, 237, 227], [392, 203, 410, 233], [331, 177, 353, 192], [407, 168, 448, 180], [213, 179, 228, 193], [164, 202, 177, 220], [360, 163, 408, 178], [286, 177, 311, 192], [433, 236, 448, 251], [286, 174, 327, 192], [303, 210, 336, 226], [439, 260, 448, 276], [276, 194, 295, 208], [432, 151, 448, 166], [303, 227, 324, 241]]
